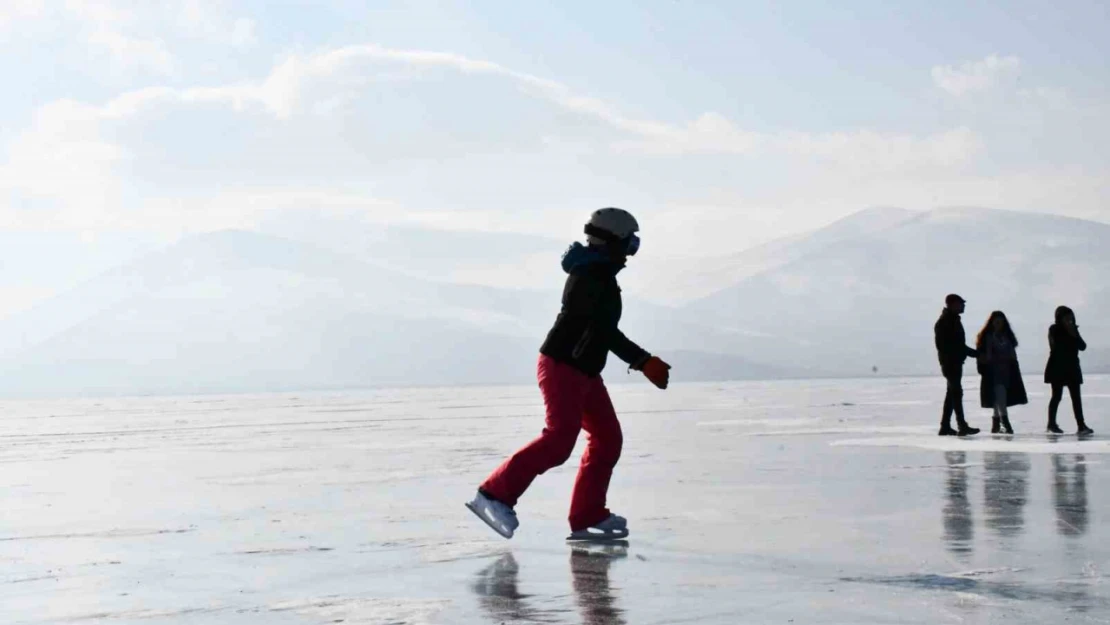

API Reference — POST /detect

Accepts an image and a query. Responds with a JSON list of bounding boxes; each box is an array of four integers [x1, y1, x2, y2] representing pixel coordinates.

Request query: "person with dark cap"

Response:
[[934, 294, 981, 436], [466, 208, 672, 542]]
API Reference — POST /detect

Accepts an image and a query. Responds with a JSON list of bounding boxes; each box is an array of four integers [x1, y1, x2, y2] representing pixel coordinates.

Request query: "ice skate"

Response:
[[466, 490, 519, 539], [566, 514, 630, 542]]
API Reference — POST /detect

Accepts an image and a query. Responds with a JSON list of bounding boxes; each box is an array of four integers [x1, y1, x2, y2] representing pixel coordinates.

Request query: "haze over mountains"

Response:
[[1, 206, 1106, 396]]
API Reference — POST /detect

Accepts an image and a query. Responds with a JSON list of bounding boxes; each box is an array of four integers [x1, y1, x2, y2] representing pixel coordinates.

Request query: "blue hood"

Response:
[[561, 242, 623, 274]]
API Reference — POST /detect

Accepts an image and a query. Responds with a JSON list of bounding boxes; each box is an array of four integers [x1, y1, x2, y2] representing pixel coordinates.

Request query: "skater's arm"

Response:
[[610, 328, 650, 370]]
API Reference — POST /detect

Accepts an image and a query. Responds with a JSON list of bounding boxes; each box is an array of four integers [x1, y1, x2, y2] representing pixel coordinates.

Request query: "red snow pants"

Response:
[[480, 354, 623, 531]]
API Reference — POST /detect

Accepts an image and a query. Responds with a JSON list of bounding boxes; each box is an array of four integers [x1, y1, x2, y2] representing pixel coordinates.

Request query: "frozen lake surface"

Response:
[[3, 375, 1109, 624]]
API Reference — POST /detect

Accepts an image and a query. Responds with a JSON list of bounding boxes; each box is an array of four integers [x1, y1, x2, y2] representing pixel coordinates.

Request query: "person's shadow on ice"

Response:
[[983, 451, 1030, 541], [1053, 454, 1088, 537], [471, 545, 628, 624], [471, 552, 544, 623], [942, 451, 974, 558], [570, 543, 628, 625]]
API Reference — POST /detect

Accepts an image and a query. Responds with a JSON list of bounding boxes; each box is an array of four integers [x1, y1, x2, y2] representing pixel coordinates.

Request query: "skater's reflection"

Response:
[[570, 542, 628, 625], [472, 546, 627, 624], [472, 552, 545, 623], [943, 451, 974, 557], [983, 452, 1030, 539], [1053, 454, 1088, 537]]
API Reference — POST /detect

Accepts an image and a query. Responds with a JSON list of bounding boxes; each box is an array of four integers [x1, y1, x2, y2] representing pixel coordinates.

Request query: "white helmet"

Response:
[[585, 207, 640, 255]]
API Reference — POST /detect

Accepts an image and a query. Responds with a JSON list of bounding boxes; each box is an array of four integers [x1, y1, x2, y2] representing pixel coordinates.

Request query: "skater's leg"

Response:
[[994, 384, 1008, 419], [940, 376, 956, 431], [946, 371, 979, 435], [991, 383, 1002, 433], [951, 377, 967, 428], [1065, 384, 1092, 432], [568, 377, 623, 531], [995, 384, 1013, 434], [942, 371, 977, 434], [480, 356, 587, 506], [1048, 383, 1064, 431], [1068, 383, 1083, 422]]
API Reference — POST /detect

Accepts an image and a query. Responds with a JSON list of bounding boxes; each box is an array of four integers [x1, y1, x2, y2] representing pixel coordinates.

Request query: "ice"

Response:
[[2, 376, 1108, 623]]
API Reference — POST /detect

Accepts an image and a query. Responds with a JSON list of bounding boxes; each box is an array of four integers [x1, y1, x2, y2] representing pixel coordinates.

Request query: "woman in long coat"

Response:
[[976, 311, 1027, 434], [1044, 305, 1093, 435]]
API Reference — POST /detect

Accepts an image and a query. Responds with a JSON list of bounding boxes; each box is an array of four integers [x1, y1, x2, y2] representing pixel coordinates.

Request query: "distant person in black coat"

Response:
[[934, 294, 981, 436], [1044, 306, 1093, 435], [975, 311, 1027, 434]]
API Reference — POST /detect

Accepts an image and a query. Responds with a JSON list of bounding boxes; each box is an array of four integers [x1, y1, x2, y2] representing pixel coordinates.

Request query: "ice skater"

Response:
[[466, 208, 671, 541], [975, 311, 1027, 434], [1044, 306, 1093, 435], [934, 294, 980, 436]]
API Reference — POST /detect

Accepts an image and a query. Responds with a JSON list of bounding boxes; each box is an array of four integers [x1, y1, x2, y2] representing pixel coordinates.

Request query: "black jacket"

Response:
[[934, 309, 977, 376], [1044, 324, 1087, 385], [977, 335, 1029, 408], [540, 244, 650, 377], [979, 361, 1029, 408]]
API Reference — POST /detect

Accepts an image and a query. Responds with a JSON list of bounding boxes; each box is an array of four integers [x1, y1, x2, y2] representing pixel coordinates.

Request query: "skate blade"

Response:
[[465, 502, 513, 539], [566, 528, 629, 542], [569, 541, 630, 555]]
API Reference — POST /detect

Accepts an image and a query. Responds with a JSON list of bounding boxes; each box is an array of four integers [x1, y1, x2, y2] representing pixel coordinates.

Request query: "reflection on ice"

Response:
[[471, 553, 549, 624], [943, 451, 973, 558], [471, 545, 628, 625], [983, 452, 1030, 540], [569, 543, 627, 625], [1053, 455, 1089, 537]]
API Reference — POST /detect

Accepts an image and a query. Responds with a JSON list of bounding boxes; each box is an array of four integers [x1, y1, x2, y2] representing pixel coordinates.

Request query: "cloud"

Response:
[[55, 0, 175, 75], [775, 126, 983, 170], [1018, 86, 1070, 107], [88, 28, 174, 75], [79, 42, 973, 168], [0, 0, 46, 28], [2, 0, 254, 68], [0, 99, 126, 224], [179, 0, 257, 48], [932, 54, 1021, 96], [4, 41, 1099, 252]]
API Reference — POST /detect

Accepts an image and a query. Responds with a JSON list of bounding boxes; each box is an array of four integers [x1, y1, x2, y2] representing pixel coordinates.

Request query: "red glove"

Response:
[[641, 356, 671, 390]]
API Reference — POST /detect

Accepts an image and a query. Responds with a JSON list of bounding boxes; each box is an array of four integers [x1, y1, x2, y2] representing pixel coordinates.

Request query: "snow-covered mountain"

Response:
[[623, 207, 920, 305], [685, 207, 1110, 377], [0, 231, 547, 394], [0, 230, 792, 396], [2, 207, 1105, 395]]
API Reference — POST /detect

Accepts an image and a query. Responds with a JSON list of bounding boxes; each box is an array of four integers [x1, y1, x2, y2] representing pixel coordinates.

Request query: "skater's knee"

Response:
[[588, 426, 622, 465], [542, 428, 579, 465], [551, 439, 577, 465]]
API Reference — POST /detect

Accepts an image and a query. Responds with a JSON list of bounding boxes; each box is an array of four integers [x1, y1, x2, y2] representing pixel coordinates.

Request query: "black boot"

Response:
[[1047, 419, 1064, 434], [991, 417, 1001, 434], [1077, 420, 1094, 436], [1001, 416, 1014, 435], [957, 422, 980, 437]]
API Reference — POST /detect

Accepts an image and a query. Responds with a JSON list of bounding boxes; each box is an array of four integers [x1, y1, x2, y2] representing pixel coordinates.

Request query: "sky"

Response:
[[1, 0, 1108, 317]]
